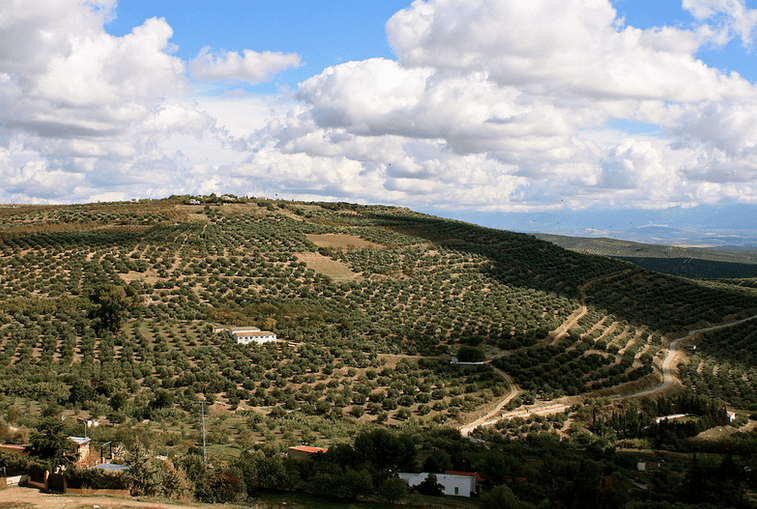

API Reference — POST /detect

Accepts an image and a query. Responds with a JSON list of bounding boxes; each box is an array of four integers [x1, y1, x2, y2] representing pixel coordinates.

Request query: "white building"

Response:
[[398, 472, 477, 497], [230, 327, 277, 344]]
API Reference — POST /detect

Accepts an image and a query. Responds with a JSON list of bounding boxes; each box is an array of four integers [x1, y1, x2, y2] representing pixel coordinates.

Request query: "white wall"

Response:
[[235, 333, 277, 344], [398, 472, 475, 497]]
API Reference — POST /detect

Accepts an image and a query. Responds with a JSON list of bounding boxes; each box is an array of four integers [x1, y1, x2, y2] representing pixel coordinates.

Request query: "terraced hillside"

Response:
[[0, 197, 756, 439]]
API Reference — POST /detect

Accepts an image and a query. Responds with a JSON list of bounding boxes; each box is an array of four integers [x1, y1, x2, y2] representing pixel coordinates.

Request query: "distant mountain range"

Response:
[[535, 233, 757, 278]]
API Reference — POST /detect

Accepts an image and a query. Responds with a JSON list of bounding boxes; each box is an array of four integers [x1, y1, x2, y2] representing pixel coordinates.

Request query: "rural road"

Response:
[[0, 486, 194, 509], [632, 313, 757, 398], [460, 270, 631, 435]]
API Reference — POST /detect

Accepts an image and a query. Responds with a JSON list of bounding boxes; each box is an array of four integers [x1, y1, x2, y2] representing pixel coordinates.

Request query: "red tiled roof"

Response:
[[289, 446, 328, 454], [445, 471, 485, 482], [0, 445, 27, 455]]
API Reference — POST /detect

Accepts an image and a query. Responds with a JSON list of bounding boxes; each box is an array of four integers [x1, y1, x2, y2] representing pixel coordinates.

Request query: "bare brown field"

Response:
[[305, 233, 384, 250]]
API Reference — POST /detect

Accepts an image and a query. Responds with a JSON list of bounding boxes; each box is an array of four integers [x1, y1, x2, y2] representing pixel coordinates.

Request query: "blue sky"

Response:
[[3, 0, 757, 245], [104, 1, 410, 93]]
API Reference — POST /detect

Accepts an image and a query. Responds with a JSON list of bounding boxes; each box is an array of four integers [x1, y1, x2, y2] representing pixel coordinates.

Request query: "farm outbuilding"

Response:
[[69, 436, 96, 468], [229, 327, 277, 344]]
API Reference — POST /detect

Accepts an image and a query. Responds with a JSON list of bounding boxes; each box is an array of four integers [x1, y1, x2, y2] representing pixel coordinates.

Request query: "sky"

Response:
[[3, 0, 757, 245]]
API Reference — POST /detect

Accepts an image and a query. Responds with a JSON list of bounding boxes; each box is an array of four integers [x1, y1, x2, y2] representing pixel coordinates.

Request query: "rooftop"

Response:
[[90, 463, 130, 472], [289, 446, 328, 454], [445, 471, 485, 482]]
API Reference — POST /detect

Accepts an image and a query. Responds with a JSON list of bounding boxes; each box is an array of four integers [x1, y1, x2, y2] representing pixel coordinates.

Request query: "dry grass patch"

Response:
[[296, 252, 359, 282], [118, 270, 162, 285], [173, 204, 209, 222]]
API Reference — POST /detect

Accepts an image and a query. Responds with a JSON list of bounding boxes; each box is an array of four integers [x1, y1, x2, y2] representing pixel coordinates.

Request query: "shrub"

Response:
[[457, 346, 485, 362], [65, 467, 128, 490]]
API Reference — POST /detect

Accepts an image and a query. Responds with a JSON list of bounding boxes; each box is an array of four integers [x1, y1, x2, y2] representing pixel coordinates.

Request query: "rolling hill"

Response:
[[0, 196, 756, 444], [535, 233, 757, 278]]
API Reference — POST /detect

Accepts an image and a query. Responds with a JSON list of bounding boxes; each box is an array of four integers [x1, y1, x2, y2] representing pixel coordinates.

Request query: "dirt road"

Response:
[[459, 367, 520, 437], [633, 314, 757, 398], [549, 306, 587, 345]]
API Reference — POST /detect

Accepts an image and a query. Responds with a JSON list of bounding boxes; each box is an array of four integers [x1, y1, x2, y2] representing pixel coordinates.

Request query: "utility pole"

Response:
[[99, 441, 112, 464], [76, 418, 89, 440], [193, 400, 207, 464]]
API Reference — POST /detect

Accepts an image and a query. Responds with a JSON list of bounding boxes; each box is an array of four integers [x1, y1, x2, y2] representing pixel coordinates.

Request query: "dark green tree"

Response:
[[354, 428, 416, 472], [27, 417, 75, 467], [305, 468, 374, 500], [179, 453, 212, 502], [480, 484, 535, 509], [125, 441, 164, 497], [422, 449, 453, 473], [89, 283, 142, 334], [417, 473, 444, 496], [377, 476, 409, 503], [234, 450, 295, 495], [68, 378, 96, 406], [149, 389, 174, 410], [457, 345, 486, 362], [109, 392, 127, 411]]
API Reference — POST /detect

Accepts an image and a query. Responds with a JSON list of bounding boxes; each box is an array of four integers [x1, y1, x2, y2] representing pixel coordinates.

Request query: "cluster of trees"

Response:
[[134, 425, 757, 508], [5, 386, 757, 509], [0, 308, 504, 431], [1, 198, 754, 364], [584, 392, 730, 447], [494, 334, 654, 398], [584, 268, 755, 334]]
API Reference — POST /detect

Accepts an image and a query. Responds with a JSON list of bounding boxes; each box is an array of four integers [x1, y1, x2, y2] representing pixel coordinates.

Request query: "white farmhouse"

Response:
[[230, 327, 277, 344], [398, 472, 477, 497]]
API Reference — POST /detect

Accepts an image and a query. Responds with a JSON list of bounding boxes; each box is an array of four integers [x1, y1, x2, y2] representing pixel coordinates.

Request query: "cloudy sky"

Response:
[[3, 0, 757, 244]]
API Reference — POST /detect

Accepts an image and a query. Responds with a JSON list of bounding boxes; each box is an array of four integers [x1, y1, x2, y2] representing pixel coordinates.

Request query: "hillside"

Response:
[[536, 233, 757, 278], [0, 197, 756, 446]]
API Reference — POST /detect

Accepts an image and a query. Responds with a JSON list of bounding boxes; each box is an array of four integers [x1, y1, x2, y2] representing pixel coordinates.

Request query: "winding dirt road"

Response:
[[632, 314, 757, 398], [458, 272, 757, 437], [459, 270, 631, 436], [459, 367, 520, 437]]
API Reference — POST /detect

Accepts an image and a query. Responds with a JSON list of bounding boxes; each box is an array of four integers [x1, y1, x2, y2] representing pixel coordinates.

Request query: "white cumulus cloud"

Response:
[[251, 0, 757, 212], [4, 0, 757, 218], [0, 0, 219, 203], [683, 0, 757, 47], [190, 47, 302, 83]]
